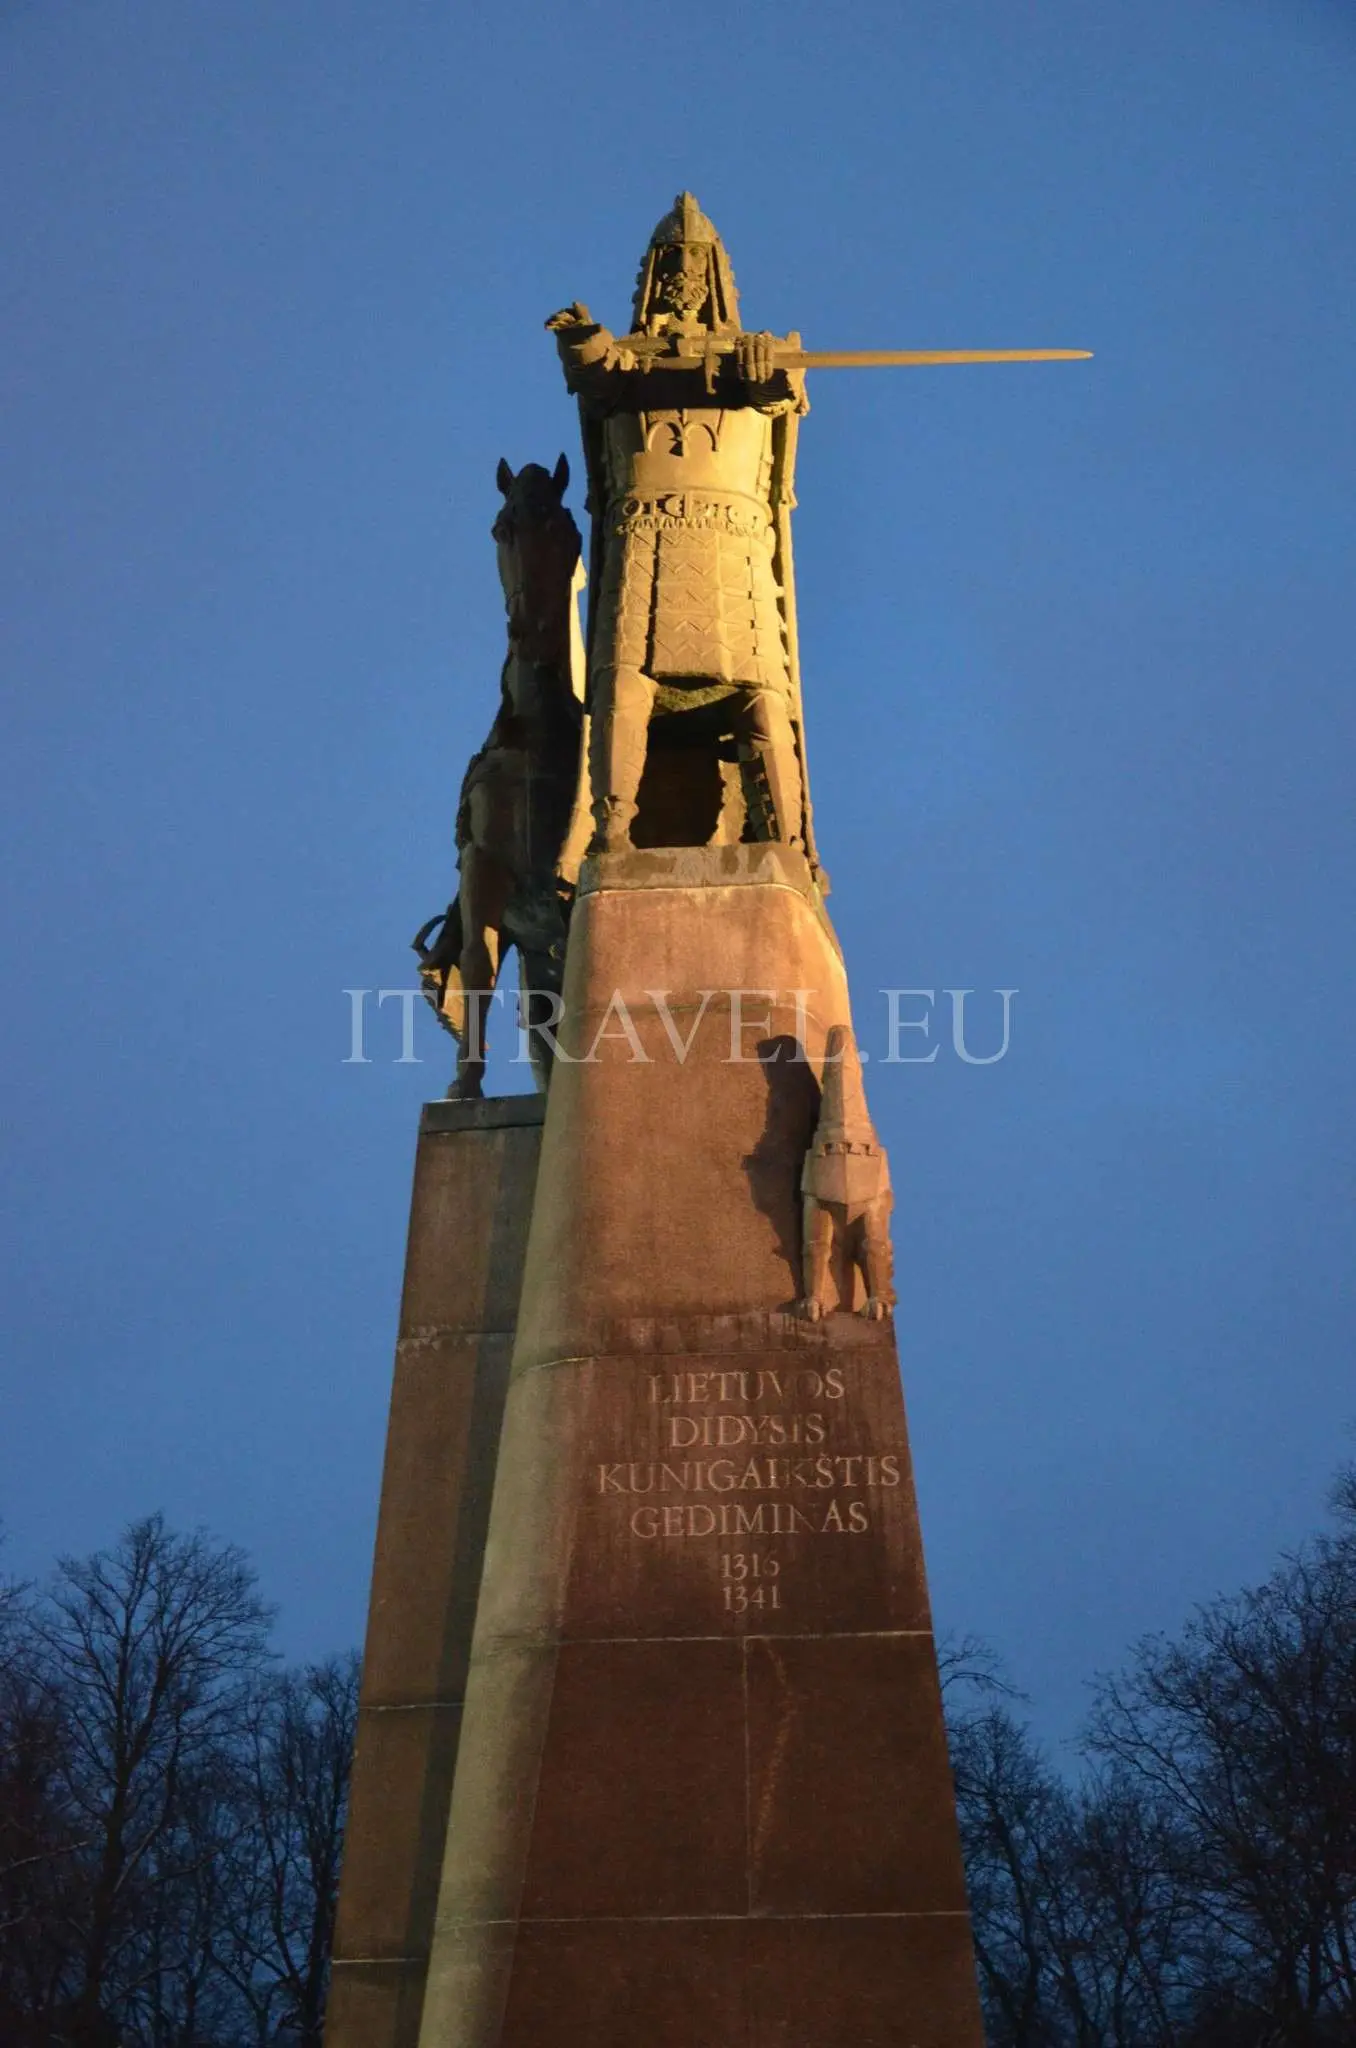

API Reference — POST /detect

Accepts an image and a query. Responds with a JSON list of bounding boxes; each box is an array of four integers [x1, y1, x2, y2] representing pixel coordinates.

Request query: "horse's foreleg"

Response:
[[451, 851, 507, 1100], [453, 931, 498, 1098]]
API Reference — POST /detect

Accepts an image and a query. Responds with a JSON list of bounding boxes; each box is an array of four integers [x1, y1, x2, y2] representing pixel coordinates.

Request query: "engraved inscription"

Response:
[[598, 1455, 901, 1494], [591, 1357, 908, 1619]]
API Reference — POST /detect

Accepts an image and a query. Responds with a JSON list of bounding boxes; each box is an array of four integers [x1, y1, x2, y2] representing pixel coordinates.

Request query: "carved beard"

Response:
[[656, 260, 709, 318]]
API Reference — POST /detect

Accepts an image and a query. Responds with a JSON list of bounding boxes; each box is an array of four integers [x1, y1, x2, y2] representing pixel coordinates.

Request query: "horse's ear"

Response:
[[552, 452, 569, 496], [496, 457, 514, 495]]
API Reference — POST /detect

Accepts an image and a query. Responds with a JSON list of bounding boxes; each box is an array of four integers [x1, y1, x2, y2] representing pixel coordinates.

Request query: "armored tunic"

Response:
[[557, 332, 802, 710], [596, 403, 787, 700]]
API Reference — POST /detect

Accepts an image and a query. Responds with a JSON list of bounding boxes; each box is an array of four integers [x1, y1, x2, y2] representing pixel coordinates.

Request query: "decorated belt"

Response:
[[611, 492, 773, 539]]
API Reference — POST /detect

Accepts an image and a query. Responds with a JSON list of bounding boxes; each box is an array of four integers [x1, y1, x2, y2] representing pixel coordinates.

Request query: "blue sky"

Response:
[[2, 0, 1353, 1743]]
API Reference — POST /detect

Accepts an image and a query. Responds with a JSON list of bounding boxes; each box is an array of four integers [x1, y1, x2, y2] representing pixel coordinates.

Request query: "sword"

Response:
[[781, 347, 1091, 369], [613, 335, 1092, 377]]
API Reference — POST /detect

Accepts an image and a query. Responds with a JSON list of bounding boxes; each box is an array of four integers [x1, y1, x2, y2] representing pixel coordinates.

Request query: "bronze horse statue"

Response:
[[414, 456, 586, 1098]]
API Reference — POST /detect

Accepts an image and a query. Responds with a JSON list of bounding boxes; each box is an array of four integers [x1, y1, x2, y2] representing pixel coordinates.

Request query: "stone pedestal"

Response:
[[415, 849, 985, 2048], [327, 1096, 545, 2048]]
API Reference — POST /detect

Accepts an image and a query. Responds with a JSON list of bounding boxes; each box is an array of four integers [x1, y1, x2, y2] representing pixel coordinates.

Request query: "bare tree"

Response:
[[949, 1703, 1073, 2046], [940, 1466, 1356, 2046], [0, 1517, 368, 2047], [218, 1654, 359, 2047], [0, 1543, 86, 2044], [1086, 1490, 1356, 2044], [25, 1514, 274, 2045]]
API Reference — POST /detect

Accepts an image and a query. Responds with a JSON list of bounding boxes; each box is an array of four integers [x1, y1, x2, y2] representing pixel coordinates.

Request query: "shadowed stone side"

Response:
[[326, 1098, 544, 2048]]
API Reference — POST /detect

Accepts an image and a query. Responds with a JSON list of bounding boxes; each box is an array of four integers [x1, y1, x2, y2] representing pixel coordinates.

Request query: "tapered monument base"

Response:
[[413, 849, 985, 2048]]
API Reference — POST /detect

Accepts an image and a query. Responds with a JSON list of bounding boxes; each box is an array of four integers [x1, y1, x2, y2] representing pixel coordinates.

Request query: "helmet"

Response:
[[631, 192, 741, 334]]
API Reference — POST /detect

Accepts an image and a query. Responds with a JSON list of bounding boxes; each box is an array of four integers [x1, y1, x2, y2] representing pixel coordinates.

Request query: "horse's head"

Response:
[[493, 454, 581, 667]]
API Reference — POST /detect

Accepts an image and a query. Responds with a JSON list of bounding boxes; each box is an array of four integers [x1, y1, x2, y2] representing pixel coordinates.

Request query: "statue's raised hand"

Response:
[[735, 330, 778, 385], [545, 302, 594, 332]]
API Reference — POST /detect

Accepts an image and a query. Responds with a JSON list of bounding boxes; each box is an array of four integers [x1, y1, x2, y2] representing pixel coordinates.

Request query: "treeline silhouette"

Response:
[[948, 1463, 1356, 2046], [0, 1516, 355, 2048], [2, 1473, 1353, 2045]]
